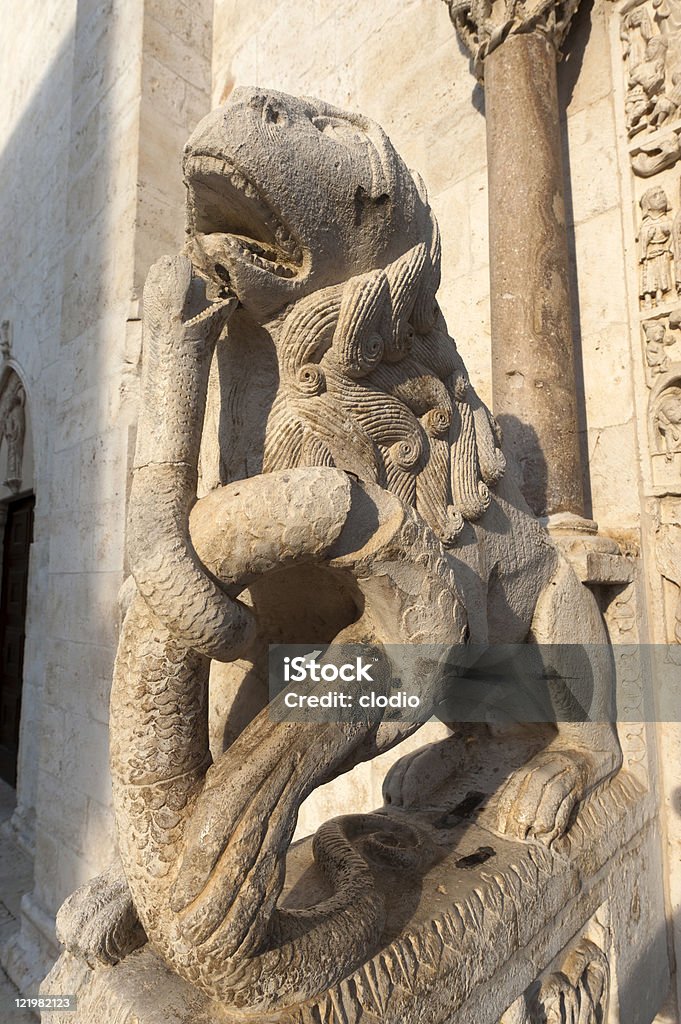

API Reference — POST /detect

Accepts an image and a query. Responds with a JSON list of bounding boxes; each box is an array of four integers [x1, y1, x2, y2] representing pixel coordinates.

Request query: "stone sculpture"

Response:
[[446, 0, 580, 80], [620, 1, 681, 173], [651, 67, 681, 126], [626, 34, 668, 135], [655, 521, 681, 642], [500, 936, 609, 1023], [643, 318, 675, 371], [621, 3, 654, 73], [0, 371, 26, 495], [631, 127, 681, 175], [639, 185, 674, 307], [49, 89, 621, 1019], [655, 384, 681, 458]]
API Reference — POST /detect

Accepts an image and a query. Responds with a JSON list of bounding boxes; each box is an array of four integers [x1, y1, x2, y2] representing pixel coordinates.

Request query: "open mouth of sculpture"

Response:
[[185, 154, 303, 281]]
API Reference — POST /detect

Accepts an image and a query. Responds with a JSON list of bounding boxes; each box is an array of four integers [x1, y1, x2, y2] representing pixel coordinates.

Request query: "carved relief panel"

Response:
[[499, 930, 610, 1023], [651, 496, 681, 643], [0, 328, 27, 496], [621, 0, 681, 175], [619, 2, 681, 644], [635, 182, 681, 314]]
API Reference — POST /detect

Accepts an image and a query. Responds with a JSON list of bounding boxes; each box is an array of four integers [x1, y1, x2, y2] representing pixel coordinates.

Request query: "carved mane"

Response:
[[262, 216, 506, 546]]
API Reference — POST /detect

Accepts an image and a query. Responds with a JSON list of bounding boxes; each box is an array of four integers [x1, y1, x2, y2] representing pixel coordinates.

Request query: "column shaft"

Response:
[[485, 31, 584, 518]]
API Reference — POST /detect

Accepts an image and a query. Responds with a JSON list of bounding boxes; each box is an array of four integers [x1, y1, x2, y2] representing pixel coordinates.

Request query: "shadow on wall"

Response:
[[496, 414, 550, 518], [560, 0, 596, 521]]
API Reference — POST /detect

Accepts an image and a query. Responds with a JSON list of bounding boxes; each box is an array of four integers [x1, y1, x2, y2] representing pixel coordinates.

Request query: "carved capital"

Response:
[[444, 0, 581, 78]]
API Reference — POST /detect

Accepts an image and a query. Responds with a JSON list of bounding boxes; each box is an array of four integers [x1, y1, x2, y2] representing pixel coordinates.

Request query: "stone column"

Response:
[[445, 0, 586, 521]]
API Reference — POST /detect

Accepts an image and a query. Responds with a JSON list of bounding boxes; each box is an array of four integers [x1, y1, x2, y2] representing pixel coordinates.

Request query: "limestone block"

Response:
[[142, 54, 209, 135], [562, 0, 615, 116], [335, 0, 397, 64], [565, 98, 621, 225], [587, 421, 641, 529], [573, 208, 630, 329], [145, 0, 212, 65], [33, 771, 87, 858], [580, 321, 635, 430], [431, 180, 472, 281], [143, 32, 208, 115], [45, 638, 112, 726], [212, 0, 281, 72], [466, 169, 490, 272], [255, 6, 338, 94]]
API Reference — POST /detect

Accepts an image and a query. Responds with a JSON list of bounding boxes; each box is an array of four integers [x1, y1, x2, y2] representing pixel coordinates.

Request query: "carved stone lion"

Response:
[[54, 89, 621, 1017]]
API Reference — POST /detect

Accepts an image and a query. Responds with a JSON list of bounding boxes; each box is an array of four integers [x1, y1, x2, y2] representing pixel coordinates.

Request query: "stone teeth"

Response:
[[187, 153, 304, 268]]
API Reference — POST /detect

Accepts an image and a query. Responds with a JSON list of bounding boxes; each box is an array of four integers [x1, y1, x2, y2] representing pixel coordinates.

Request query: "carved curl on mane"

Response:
[[263, 208, 505, 546]]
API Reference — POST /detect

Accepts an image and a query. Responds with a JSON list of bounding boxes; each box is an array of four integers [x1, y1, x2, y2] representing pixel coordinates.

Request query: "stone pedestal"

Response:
[[42, 762, 667, 1024]]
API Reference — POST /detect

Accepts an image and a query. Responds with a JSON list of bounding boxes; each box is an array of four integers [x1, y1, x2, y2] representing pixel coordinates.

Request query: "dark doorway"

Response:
[[0, 495, 34, 786]]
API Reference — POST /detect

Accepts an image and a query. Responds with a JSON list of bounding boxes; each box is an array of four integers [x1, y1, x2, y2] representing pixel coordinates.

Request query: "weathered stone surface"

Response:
[[41, 89, 628, 1022], [0, 3, 673, 1023], [43, 768, 662, 1024], [479, 30, 585, 518]]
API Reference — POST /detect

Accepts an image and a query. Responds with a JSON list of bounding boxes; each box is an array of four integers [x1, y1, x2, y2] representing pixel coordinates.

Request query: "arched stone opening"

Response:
[[0, 362, 34, 787]]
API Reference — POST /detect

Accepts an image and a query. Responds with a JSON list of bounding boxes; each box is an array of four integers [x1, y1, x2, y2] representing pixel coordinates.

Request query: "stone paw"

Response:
[[56, 863, 146, 967], [383, 734, 467, 809], [494, 749, 589, 846]]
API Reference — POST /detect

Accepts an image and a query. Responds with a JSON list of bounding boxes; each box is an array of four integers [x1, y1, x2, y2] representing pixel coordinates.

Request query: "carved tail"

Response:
[[111, 468, 463, 1013]]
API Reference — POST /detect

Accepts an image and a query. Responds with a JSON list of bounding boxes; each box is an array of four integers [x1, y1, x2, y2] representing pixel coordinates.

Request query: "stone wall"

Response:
[[0, 0, 214, 992]]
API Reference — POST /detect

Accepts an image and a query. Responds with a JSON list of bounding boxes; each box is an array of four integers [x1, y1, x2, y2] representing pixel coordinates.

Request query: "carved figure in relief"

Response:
[[621, 4, 654, 71], [655, 386, 681, 457], [655, 521, 681, 642], [54, 90, 621, 1015], [651, 67, 681, 125], [0, 373, 26, 495], [653, 0, 681, 45], [0, 321, 11, 361], [626, 35, 668, 135], [643, 318, 675, 371], [639, 185, 674, 307], [500, 937, 609, 1023], [670, 183, 681, 291]]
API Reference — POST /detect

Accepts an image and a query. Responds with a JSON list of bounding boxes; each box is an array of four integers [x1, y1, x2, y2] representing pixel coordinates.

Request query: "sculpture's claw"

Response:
[[56, 862, 146, 968], [493, 749, 588, 845], [382, 734, 466, 809]]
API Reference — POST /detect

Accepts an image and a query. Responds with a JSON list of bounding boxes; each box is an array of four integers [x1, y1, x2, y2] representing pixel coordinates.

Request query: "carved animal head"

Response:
[[183, 88, 434, 319], [183, 89, 506, 548]]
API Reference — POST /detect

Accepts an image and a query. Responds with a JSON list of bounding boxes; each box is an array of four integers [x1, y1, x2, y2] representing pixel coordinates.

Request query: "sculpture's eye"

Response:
[[312, 116, 363, 145]]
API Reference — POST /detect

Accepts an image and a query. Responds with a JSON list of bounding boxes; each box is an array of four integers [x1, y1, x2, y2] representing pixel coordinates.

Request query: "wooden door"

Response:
[[0, 495, 34, 786]]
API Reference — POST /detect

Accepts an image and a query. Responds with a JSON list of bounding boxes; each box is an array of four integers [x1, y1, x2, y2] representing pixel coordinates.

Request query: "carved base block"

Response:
[[42, 771, 668, 1024]]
